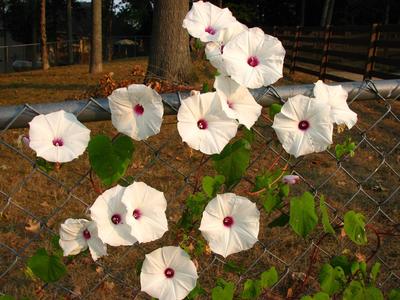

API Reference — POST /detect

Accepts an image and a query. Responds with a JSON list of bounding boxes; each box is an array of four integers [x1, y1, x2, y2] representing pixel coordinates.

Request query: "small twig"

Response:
[[365, 224, 381, 264], [89, 168, 103, 195]]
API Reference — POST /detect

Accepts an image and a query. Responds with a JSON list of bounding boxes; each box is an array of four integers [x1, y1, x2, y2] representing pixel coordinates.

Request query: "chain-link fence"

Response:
[[0, 79, 399, 299]]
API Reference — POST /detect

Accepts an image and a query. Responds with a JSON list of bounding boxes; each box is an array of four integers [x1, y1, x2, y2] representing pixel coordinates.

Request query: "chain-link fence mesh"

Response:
[[0, 79, 399, 299]]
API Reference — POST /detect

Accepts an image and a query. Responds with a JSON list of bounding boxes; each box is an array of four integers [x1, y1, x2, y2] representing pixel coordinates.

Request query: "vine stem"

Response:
[[193, 154, 206, 193], [89, 168, 103, 195]]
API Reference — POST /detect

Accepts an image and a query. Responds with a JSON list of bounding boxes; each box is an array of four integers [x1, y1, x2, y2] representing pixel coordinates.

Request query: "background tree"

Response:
[[67, 0, 73, 64], [146, 0, 192, 83], [40, 0, 49, 70], [89, 0, 102, 73]]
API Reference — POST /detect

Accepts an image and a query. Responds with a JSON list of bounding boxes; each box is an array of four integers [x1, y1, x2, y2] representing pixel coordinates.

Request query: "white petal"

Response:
[[199, 193, 259, 258], [122, 181, 168, 243], [90, 185, 137, 247], [28, 110, 90, 163], [314, 80, 357, 129], [87, 237, 107, 261], [140, 246, 198, 300], [109, 84, 164, 141], [59, 218, 90, 256], [177, 92, 238, 155], [205, 42, 228, 75], [182, 1, 236, 43], [222, 27, 285, 88], [214, 75, 262, 129]]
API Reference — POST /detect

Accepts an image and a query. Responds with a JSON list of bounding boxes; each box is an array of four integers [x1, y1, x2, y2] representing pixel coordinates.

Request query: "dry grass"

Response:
[[0, 59, 399, 299]]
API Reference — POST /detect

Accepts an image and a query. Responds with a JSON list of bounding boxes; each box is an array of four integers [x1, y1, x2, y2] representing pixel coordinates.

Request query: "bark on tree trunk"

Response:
[[326, 0, 335, 26], [31, 0, 39, 67], [89, 0, 102, 74], [106, 0, 114, 62], [40, 0, 49, 70], [300, 0, 306, 26], [145, 0, 192, 83], [67, 0, 73, 64], [320, 0, 331, 27]]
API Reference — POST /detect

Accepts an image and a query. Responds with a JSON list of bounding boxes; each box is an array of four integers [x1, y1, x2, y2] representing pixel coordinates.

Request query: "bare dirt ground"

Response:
[[0, 59, 399, 299]]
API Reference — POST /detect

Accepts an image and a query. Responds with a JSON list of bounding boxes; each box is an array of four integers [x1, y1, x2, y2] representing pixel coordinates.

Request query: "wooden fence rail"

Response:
[[266, 24, 400, 82]]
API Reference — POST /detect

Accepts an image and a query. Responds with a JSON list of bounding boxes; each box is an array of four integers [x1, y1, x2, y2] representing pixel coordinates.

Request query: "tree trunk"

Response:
[[300, 0, 306, 26], [320, 0, 330, 27], [32, 0, 39, 68], [384, 0, 390, 24], [40, 0, 49, 70], [67, 0, 73, 64], [89, 0, 102, 74], [106, 0, 114, 62], [146, 0, 192, 83], [326, 0, 335, 26]]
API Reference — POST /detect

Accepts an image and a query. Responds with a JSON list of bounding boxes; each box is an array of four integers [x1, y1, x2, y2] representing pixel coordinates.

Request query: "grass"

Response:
[[0, 57, 399, 299]]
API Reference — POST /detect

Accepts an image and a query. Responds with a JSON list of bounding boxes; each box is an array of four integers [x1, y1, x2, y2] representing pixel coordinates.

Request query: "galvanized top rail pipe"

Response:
[[1, 79, 399, 130]]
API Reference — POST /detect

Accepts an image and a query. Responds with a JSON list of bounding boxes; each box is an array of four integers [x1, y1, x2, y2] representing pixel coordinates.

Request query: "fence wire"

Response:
[[0, 79, 399, 299]]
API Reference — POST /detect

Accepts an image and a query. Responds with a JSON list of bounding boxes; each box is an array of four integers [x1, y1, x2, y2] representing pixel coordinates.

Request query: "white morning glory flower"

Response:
[[59, 218, 107, 261], [177, 92, 238, 155], [28, 110, 90, 163], [214, 75, 262, 129], [121, 181, 168, 243], [182, 0, 237, 43], [108, 84, 164, 141], [282, 174, 300, 185], [272, 95, 333, 158], [222, 27, 285, 89], [90, 185, 137, 247], [199, 193, 260, 258], [314, 80, 357, 129], [205, 21, 248, 74], [140, 246, 198, 300]]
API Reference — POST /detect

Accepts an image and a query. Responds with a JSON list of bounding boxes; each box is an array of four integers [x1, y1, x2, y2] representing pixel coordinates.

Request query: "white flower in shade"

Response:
[[222, 27, 285, 89], [177, 92, 238, 155], [59, 218, 107, 261], [28, 110, 90, 163], [272, 95, 333, 158], [282, 174, 300, 185], [214, 75, 262, 129], [121, 181, 168, 243], [140, 246, 198, 300], [205, 21, 248, 74], [199, 193, 260, 258], [108, 84, 163, 141], [182, 0, 237, 42], [90, 185, 137, 247], [314, 80, 357, 129]]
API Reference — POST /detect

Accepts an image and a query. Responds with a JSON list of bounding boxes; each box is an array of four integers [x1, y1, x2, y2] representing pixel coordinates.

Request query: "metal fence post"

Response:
[[290, 26, 302, 74], [364, 23, 380, 80], [319, 25, 332, 81]]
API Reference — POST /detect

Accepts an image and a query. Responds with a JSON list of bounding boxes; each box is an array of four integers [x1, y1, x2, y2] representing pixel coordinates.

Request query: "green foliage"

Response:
[[289, 192, 318, 237], [330, 255, 352, 276], [269, 103, 283, 119], [186, 283, 207, 299], [241, 267, 278, 299], [194, 38, 203, 50], [389, 289, 400, 300], [223, 261, 245, 274], [242, 127, 255, 144], [36, 157, 54, 173], [51, 235, 63, 258], [88, 134, 134, 186], [300, 292, 330, 300], [202, 175, 225, 198], [178, 192, 209, 231], [344, 211, 367, 245], [335, 137, 356, 159], [202, 82, 210, 93], [268, 213, 289, 228], [179, 234, 206, 257], [318, 263, 346, 295], [319, 196, 335, 235], [211, 279, 235, 300], [0, 296, 15, 300], [27, 248, 66, 283], [370, 262, 381, 284], [343, 281, 383, 300], [212, 139, 251, 189]]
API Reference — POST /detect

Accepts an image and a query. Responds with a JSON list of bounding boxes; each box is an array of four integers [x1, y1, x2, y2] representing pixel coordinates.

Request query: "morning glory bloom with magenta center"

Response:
[[199, 193, 260, 258], [28, 110, 90, 163], [140, 246, 198, 300]]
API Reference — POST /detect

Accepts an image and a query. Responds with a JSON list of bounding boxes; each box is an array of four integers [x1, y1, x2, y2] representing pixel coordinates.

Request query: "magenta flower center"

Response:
[[133, 209, 141, 220], [111, 214, 122, 225], [205, 26, 216, 35], [223, 216, 234, 227], [164, 268, 175, 278], [298, 120, 310, 131], [134, 104, 144, 115], [247, 56, 259, 67], [227, 100, 234, 109], [82, 229, 91, 240], [52, 138, 64, 147], [197, 119, 208, 130]]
